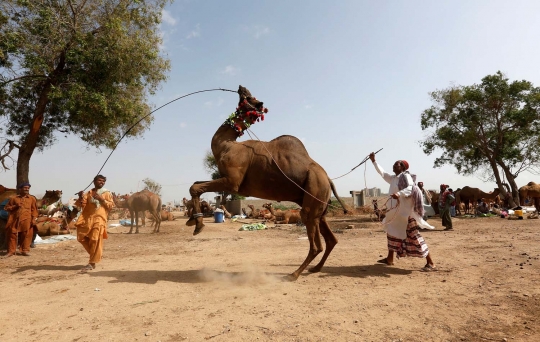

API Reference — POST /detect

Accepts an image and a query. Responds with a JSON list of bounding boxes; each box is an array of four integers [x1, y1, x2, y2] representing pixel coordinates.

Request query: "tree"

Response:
[[203, 150, 245, 204], [142, 177, 162, 196], [420, 71, 540, 207], [0, 0, 171, 186]]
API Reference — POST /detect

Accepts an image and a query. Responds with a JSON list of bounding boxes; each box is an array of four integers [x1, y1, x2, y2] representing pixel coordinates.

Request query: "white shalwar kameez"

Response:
[[373, 161, 434, 239]]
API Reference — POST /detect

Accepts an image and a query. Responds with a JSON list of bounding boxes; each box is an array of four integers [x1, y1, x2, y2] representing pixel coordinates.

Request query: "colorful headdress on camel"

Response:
[[224, 85, 268, 136]]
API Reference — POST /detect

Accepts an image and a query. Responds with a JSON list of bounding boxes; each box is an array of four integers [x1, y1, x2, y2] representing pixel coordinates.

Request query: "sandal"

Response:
[[79, 264, 94, 273], [376, 258, 394, 266], [421, 264, 437, 272]]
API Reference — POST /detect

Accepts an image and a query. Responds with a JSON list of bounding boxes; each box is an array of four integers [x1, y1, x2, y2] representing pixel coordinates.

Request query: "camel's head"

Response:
[[262, 202, 272, 210], [223, 85, 268, 136]]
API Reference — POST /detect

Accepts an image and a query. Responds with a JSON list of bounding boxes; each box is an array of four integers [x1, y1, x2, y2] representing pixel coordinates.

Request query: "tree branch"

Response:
[[0, 140, 20, 171], [1, 74, 49, 86]]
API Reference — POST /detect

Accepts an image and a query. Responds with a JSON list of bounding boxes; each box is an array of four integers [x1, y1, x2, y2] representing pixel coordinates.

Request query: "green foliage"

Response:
[[203, 150, 245, 202], [0, 0, 171, 152], [142, 177, 162, 196], [420, 71, 540, 204], [273, 203, 298, 211]]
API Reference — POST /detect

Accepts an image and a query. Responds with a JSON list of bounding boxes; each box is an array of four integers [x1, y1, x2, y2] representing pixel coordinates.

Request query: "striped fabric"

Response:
[[387, 217, 429, 258]]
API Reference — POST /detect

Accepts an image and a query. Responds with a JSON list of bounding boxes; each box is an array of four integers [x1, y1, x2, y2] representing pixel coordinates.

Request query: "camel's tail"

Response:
[[329, 178, 349, 214]]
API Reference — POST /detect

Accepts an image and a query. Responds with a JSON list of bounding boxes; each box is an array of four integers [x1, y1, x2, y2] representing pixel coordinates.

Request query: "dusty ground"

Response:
[[1, 214, 539, 342]]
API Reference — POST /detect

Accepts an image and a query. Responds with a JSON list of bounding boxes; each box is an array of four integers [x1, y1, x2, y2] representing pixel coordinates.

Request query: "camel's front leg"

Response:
[[187, 178, 240, 235]]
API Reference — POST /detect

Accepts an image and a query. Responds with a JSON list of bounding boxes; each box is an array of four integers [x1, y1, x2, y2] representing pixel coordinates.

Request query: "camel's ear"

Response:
[[238, 85, 252, 100]]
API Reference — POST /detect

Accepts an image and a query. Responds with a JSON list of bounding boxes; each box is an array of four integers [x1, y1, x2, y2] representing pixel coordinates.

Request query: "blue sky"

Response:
[[2, 0, 540, 204]]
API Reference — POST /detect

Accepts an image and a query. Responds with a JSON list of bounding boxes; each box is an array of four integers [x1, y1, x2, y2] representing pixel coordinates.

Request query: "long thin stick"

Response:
[[331, 148, 383, 180]]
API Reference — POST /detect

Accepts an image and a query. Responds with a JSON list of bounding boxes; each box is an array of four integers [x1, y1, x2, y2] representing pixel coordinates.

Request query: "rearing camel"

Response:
[[114, 190, 162, 233], [187, 85, 348, 281]]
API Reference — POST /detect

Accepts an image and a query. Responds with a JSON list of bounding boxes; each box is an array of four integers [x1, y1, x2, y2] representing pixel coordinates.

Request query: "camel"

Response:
[[264, 202, 301, 224], [220, 205, 232, 219], [455, 186, 500, 215], [147, 209, 175, 222], [0, 186, 62, 208], [113, 190, 162, 233], [246, 204, 260, 219], [519, 182, 540, 213], [187, 85, 348, 280], [372, 199, 386, 221], [183, 197, 193, 216]]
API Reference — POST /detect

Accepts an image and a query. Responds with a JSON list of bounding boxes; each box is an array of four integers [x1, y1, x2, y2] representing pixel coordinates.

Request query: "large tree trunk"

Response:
[[16, 82, 51, 186], [487, 158, 515, 207], [15, 52, 65, 187], [497, 161, 519, 207]]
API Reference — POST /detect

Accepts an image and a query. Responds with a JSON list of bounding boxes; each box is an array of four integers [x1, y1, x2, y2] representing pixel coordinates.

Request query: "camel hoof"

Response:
[[186, 217, 197, 226], [308, 266, 322, 273], [193, 225, 205, 235], [282, 274, 298, 282], [127, 231, 133, 234]]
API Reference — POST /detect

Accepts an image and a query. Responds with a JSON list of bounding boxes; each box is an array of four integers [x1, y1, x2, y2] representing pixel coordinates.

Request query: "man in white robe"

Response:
[[369, 152, 436, 271]]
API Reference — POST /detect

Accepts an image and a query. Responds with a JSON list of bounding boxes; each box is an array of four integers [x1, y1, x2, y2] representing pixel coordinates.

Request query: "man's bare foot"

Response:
[[21, 252, 30, 256], [3, 253, 14, 259]]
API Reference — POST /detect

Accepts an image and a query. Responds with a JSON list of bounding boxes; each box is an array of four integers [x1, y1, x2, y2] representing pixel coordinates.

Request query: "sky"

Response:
[[2, 0, 540, 204]]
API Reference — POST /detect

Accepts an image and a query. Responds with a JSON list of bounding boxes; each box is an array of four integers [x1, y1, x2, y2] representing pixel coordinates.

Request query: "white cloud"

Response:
[[252, 25, 270, 39], [220, 65, 239, 76], [161, 10, 177, 26], [180, 122, 187, 128], [304, 104, 313, 110], [186, 24, 201, 39]]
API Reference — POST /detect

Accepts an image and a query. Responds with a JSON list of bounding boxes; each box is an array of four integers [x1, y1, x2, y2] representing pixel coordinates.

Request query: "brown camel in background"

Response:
[[264, 202, 301, 224], [0, 186, 61, 208], [519, 182, 540, 213], [114, 190, 162, 233], [187, 85, 348, 280], [455, 186, 500, 215]]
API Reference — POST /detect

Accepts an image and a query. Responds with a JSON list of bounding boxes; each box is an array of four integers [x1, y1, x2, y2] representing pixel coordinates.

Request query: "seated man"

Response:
[[476, 199, 490, 215]]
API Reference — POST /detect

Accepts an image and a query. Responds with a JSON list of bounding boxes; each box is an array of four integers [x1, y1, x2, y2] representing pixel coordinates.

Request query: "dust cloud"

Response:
[[197, 265, 282, 285]]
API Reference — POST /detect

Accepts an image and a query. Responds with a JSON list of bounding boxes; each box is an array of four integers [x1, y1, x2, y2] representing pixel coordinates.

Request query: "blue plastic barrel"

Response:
[[214, 211, 224, 223]]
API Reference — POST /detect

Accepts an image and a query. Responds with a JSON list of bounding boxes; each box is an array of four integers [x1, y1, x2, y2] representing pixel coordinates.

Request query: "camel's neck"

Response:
[[211, 124, 242, 156], [267, 206, 275, 215]]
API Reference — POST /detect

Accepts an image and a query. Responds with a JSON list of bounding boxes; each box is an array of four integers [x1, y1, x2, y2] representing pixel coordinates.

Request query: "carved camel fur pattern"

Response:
[[187, 85, 348, 280], [114, 190, 162, 233]]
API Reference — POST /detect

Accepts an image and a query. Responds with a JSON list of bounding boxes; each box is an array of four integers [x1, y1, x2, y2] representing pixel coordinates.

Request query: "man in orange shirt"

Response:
[[3, 183, 38, 258], [75, 175, 114, 272]]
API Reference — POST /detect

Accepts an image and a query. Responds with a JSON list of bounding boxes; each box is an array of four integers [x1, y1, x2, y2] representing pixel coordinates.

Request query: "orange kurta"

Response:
[[75, 189, 114, 264], [4, 194, 38, 254]]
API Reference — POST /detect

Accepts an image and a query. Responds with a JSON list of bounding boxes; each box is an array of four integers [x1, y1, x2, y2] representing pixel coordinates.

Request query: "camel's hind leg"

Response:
[[308, 215, 337, 273], [128, 210, 135, 234], [149, 208, 161, 233], [287, 171, 332, 281], [135, 212, 140, 234], [287, 209, 324, 281]]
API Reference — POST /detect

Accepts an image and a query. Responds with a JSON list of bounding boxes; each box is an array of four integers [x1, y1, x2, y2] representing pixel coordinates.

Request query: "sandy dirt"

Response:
[[1, 214, 539, 342]]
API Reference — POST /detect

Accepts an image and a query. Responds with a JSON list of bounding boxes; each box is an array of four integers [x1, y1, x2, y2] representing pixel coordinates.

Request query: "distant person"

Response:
[[439, 185, 454, 231], [418, 182, 435, 219], [3, 183, 38, 258], [75, 175, 115, 272], [476, 199, 489, 215], [369, 152, 436, 272]]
